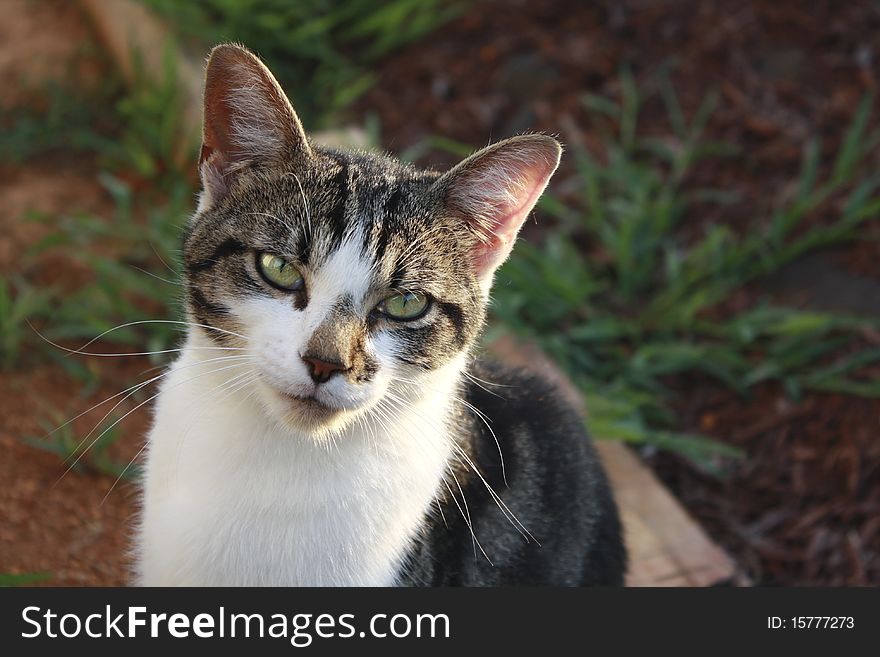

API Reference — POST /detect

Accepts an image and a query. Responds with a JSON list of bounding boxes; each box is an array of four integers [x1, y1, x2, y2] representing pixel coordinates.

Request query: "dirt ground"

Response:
[[0, 1, 147, 585], [1, 0, 878, 585]]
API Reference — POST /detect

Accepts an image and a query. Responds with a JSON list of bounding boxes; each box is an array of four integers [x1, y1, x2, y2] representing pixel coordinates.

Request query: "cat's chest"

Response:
[[139, 369, 452, 586], [189, 444, 441, 586]]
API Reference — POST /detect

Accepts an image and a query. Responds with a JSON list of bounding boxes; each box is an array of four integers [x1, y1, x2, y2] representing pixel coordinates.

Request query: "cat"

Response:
[[136, 43, 626, 586]]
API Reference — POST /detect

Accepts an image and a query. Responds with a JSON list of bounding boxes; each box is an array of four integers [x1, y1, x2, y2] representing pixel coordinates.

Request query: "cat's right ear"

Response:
[[198, 43, 311, 210]]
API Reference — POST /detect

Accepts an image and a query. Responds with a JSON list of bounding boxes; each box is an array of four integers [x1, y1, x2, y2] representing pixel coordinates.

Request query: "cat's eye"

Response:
[[257, 253, 304, 291], [377, 291, 430, 321]]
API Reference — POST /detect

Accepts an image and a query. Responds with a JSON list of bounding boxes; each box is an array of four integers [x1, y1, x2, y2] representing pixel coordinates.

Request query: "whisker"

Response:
[[129, 265, 181, 286], [435, 497, 449, 529], [461, 370, 507, 399], [447, 470, 493, 565], [245, 211, 294, 235], [74, 355, 254, 461], [33, 337, 245, 359], [287, 172, 312, 237], [384, 379, 508, 488], [45, 373, 165, 444], [58, 360, 254, 482], [462, 370, 516, 389], [43, 353, 252, 451], [101, 442, 147, 505], [366, 393, 495, 565], [450, 394, 507, 487], [213, 369, 259, 400], [149, 241, 177, 275], [450, 441, 537, 545], [394, 225, 448, 271], [33, 319, 251, 354], [380, 390, 533, 544]]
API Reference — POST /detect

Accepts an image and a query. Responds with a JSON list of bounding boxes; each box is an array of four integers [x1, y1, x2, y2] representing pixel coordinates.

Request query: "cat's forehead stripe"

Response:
[[326, 159, 350, 250]]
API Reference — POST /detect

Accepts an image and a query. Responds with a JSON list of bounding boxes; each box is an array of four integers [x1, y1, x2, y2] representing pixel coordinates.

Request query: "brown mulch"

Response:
[[649, 381, 880, 585]]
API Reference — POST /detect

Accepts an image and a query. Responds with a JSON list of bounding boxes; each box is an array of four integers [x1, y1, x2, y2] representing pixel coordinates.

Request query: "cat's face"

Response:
[[184, 150, 483, 435], [184, 44, 560, 438]]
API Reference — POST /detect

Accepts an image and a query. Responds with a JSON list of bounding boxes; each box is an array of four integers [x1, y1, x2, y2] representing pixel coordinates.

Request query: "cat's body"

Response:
[[401, 362, 625, 586], [136, 44, 625, 586]]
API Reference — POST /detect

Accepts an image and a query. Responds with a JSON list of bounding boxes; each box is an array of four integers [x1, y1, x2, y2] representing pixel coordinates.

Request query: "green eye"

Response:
[[258, 253, 304, 290], [378, 291, 430, 321]]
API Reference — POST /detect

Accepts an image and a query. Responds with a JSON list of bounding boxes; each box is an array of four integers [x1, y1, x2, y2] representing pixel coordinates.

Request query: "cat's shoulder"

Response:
[[462, 357, 587, 437], [461, 356, 613, 486]]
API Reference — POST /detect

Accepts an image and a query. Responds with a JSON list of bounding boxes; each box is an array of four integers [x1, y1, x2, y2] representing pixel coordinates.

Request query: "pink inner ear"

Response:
[[471, 158, 556, 279]]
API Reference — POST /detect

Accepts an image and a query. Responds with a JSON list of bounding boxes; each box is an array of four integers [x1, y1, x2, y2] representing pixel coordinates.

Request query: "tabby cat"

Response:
[[136, 43, 625, 586]]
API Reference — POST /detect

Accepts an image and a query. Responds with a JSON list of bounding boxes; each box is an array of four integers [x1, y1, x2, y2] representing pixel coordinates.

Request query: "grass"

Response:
[[0, 278, 54, 370], [489, 73, 880, 471], [21, 412, 138, 481], [26, 172, 188, 357], [0, 79, 114, 164], [0, 47, 191, 180], [0, 40, 194, 376], [0, 573, 52, 587], [1, 45, 201, 379], [142, 0, 464, 127]]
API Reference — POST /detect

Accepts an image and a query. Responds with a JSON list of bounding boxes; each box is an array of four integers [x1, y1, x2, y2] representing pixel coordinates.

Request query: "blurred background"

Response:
[[0, 0, 878, 586]]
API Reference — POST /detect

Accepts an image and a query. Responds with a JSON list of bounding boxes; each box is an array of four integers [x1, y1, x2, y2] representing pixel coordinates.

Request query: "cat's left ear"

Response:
[[198, 43, 311, 210], [433, 134, 562, 292]]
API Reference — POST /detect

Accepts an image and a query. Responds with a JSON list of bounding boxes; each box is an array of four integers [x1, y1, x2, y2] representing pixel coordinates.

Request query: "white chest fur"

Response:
[[136, 346, 455, 586]]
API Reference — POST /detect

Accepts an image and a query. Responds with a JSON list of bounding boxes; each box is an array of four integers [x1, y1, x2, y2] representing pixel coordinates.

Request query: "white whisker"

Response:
[[129, 265, 181, 286], [149, 241, 177, 275], [385, 377, 508, 488], [59, 360, 254, 482], [287, 172, 312, 237], [45, 354, 252, 460], [380, 388, 533, 545], [101, 442, 147, 505], [32, 319, 251, 355]]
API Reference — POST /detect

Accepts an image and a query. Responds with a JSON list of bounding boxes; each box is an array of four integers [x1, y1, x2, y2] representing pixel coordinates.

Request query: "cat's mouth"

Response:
[[256, 379, 369, 435], [280, 391, 338, 413], [273, 390, 349, 428]]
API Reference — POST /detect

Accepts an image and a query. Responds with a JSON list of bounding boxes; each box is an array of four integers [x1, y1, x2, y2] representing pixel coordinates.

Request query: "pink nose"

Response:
[[301, 356, 347, 384]]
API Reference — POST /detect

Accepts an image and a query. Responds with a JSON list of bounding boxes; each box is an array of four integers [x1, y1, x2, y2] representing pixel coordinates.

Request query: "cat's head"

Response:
[[184, 44, 560, 438]]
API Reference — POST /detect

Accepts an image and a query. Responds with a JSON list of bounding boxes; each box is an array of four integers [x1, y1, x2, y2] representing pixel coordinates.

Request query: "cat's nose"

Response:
[[301, 355, 347, 384]]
